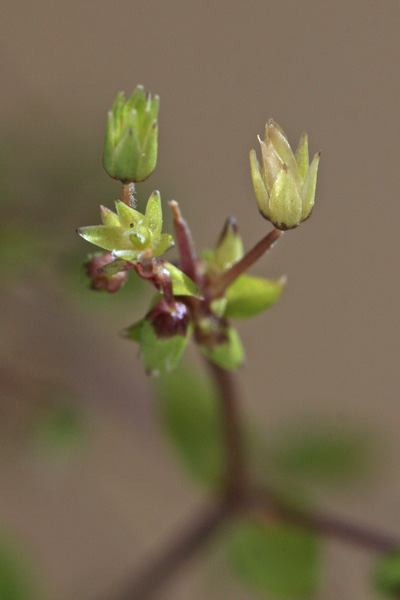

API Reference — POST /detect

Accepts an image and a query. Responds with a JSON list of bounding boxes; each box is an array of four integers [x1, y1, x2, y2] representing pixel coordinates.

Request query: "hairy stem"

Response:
[[213, 228, 282, 297], [121, 183, 136, 207]]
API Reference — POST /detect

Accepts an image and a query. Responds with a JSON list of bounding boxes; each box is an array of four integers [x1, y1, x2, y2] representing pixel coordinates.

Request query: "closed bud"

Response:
[[146, 299, 190, 339], [103, 85, 159, 183], [250, 119, 320, 230], [84, 252, 129, 293]]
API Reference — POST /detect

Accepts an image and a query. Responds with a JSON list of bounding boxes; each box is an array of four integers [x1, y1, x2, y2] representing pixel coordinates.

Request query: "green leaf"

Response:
[[0, 536, 43, 600], [163, 262, 202, 297], [123, 319, 144, 342], [200, 326, 245, 371], [224, 274, 285, 319], [373, 551, 400, 598], [155, 363, 225, 488], [139, 320, 190, 375], [226, 518, 320, 599], [271, 422, 374, 485]]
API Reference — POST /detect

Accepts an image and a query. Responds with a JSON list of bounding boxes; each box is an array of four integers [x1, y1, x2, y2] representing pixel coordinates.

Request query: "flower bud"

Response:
[[250, 119, 320, 230], [146, 299, 190, 339], [84, 252, 129, 293], [102, 85, 159, 183]]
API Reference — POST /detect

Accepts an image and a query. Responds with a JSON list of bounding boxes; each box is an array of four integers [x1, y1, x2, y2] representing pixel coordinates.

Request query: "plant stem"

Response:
[[108, 500, 237, 600], [213, 228, 282, 297], [121, 183, 136, 207], [205, 360, 248, 500], [252, 488, 400, 553], [169, 200, 199, 284]]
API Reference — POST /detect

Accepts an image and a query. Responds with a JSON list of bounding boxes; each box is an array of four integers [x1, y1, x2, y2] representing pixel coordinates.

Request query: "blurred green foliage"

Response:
[[155, 363, 225, 489], [373, 552, 400, 598], [0, 535, 45, 600], [226, 519, 320, 599]]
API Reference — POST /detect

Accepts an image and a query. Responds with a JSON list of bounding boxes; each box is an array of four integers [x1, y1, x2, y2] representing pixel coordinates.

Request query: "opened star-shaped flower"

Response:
[[77, 190, 174, 261]]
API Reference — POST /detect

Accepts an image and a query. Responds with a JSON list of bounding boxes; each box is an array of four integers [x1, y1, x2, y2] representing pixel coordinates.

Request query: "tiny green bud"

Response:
[[250, 120, 320, 230], [102, 85, 159, 183]]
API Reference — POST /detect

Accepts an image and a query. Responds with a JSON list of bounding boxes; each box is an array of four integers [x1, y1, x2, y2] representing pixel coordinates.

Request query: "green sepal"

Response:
[[77, 225, 133, 252], [269, 166, 303, 230], [373, 551, 400, 598], [100, 258, 130, 276], [145, 190, 163, 236], [162, 262, 202, 297], [115, 200, 143, 229], [301, 151, 320, 220], [151, 234, 174, 257], [224, 274, 285, 319], [200, 326, 245, 371], [295, 132, 309, 183], [113, 126, 141, 183], [250, 148, 270, 218], [136, 121, 158, 182], [139, 320, 190, 375], [100, 205, 119, 226], [126, 85, 146, 115], [226, 518, 320, 599], [212, 217, 243, 271]]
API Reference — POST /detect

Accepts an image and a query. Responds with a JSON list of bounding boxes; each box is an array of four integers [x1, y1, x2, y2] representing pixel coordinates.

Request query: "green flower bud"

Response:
[[103, 85, 159, 183], [250, 120, 320, 230]]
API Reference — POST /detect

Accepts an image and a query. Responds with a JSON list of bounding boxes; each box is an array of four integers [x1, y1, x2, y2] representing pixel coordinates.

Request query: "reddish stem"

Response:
[[169, 200, 199, 284]]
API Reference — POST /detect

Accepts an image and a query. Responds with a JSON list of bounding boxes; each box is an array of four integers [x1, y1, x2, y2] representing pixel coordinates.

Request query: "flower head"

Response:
[[77, 190, 173, 262], [103, 85, 159, 183], [250, 119, 320, 230]]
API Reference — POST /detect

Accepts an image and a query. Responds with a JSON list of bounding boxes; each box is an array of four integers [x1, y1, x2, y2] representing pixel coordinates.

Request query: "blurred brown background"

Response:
[[1, 1, 400, 598]]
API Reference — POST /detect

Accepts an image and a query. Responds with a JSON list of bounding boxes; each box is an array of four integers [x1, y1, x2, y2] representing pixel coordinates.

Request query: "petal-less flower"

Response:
[[250, 119, 320, 230], [77, 190, 174, 262]]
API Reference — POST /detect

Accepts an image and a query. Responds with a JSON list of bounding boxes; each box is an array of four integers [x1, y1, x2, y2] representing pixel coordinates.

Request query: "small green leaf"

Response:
[[226, 518, 320, 599], [162, 262, 202, 297], [139, 320, 190, 375], [373, 551, 400, 598], [271, 422, 374, 485], [123, 319, 144, 342], [200, 326, 245, 371], [155, 363, 225, 488], [224, 274, 285, 319]]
